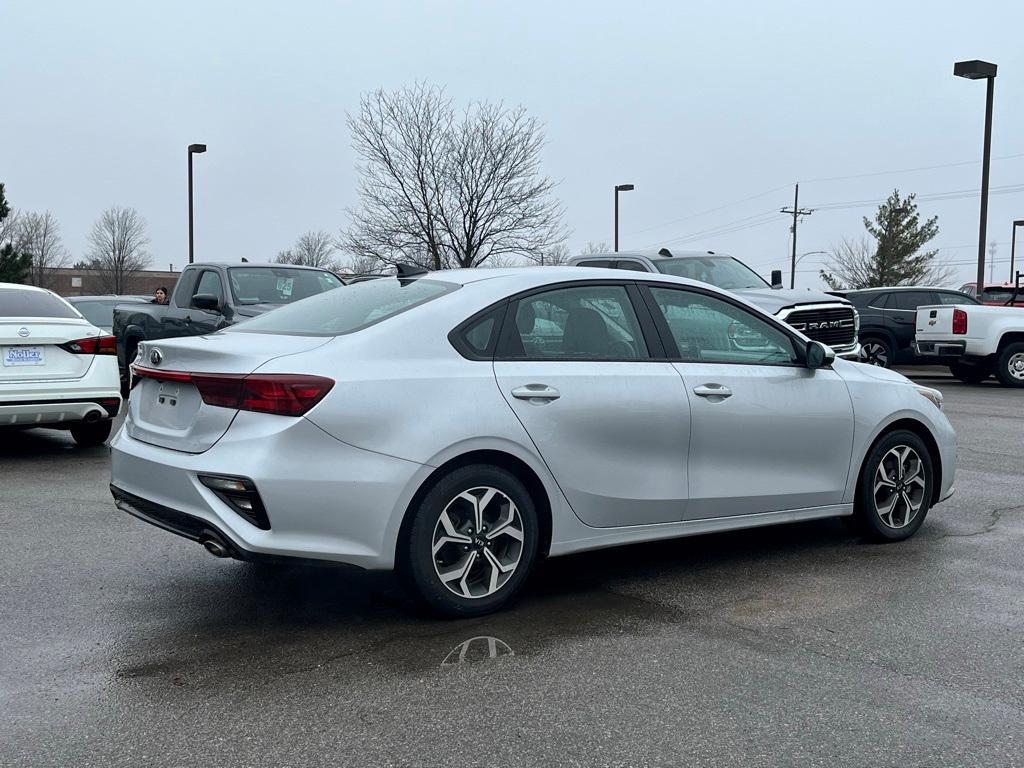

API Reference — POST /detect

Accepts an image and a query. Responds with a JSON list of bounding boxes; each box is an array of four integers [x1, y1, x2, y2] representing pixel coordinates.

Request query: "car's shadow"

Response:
[[109, 516, 888, 689]]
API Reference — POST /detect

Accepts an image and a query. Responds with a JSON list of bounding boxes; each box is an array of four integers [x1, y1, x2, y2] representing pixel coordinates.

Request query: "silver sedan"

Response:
[[110, 267, 956, 616]]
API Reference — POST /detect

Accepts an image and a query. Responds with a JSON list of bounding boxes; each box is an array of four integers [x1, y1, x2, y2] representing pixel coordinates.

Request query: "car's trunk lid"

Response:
[[0, 319, 99, 384], [126, 332, 331, 453]]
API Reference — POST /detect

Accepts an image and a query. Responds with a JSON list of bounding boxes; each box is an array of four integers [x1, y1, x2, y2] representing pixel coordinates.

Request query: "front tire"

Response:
[[852, 430, 934, 542], [860, 336, 893, 368], [402, 464, 539, 617], [994, 342, 1024, 388], [71, 420, 113, 447]]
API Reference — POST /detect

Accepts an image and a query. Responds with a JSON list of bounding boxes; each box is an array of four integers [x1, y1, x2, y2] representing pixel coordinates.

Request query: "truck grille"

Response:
[[781, 305, 857, 348]]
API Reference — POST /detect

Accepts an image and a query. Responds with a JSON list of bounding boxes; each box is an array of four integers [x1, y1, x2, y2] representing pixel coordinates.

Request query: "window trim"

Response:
[[637, 282, 813, 369], [474, 279, 669, 363]]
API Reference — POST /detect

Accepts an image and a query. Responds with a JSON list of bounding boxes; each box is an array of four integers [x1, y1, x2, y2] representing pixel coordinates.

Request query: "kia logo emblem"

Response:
[[18, 327, 30, 338], [150, 348, 163, 365]]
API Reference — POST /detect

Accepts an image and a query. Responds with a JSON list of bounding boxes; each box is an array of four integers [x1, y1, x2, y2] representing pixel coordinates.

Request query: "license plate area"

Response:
[[3, 345, 45, 366]]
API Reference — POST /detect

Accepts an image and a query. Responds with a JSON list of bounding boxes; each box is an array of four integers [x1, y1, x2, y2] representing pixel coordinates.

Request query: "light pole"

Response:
[[1011, 219, 1024, 283], [187, 143, 207, 264], [954, 60, 997, 300], [614, 184, 634, 252]]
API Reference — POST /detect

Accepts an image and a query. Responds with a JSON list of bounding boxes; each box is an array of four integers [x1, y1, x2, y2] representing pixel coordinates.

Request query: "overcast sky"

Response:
[[3, 0, 1023, 288]]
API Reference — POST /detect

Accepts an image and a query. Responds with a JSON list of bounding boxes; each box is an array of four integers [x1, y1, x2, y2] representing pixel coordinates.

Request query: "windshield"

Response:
[[653, 256, 769, 290], [229, 278, 455, 336], [227, 267, 343, 306]]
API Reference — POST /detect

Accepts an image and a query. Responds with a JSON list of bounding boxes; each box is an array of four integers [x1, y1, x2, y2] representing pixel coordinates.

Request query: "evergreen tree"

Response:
[[0, 184, 32, 284]]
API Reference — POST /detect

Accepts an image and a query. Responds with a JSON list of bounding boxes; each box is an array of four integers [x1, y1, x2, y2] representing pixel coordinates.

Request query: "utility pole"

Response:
[[781, 184, 814, 288]]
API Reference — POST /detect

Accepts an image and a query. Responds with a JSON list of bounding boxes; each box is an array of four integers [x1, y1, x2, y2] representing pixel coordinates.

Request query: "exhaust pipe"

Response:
[[83, 409, 103, 424], [199, 532, 231, 558]]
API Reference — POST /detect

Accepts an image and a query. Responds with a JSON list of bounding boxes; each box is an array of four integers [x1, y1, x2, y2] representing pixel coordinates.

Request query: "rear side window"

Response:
[[230, 278, 455, 336], [575, 260, 614, 268], [0, 288, 80, 319]]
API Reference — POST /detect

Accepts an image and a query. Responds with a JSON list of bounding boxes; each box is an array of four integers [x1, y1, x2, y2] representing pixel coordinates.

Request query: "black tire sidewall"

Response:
[[995, 343, 1024, 388], [949, 362, 989, 384], [861, 336, 894, 368], [71, 420, 113, 446], [403, 464, 539, 618], [856, 429, 933, 542]]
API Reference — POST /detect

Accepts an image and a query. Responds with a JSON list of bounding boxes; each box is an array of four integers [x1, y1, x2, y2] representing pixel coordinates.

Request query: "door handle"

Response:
[[693, 384, 732, 399], [511, 384, 561, 402]]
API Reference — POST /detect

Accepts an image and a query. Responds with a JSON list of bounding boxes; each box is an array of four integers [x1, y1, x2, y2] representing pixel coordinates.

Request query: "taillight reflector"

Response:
[[952, 308, 968, 335], [131, 366, 334, 417], [61, 335, 117, 355]]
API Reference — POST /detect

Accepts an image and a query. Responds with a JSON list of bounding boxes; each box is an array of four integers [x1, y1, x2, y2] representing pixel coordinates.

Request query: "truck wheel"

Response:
[[71, 420, 113, 447], [852, 429, 933, 542], [860, 337, 893, 367], [994, 342, 1024, 388], [949, 362, 991, 384]]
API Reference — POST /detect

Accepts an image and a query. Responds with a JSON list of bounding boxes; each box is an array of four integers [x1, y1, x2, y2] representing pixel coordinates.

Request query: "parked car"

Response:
[[569, 249, 861, 359], [0, 283, 121, 445], [67, 294, 149, 333], [958, 282, 1024, 307], [827, 287, 981, 368], [110, 266, 955, 617], [915, 300, 1024, 386], [112, 262, 344, 386]]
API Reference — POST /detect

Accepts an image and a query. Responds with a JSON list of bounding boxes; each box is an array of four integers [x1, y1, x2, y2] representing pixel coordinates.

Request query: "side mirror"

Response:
[[805, 340, 835, 369], [191, 293, 221, 312], [770, 269, 783, 289]]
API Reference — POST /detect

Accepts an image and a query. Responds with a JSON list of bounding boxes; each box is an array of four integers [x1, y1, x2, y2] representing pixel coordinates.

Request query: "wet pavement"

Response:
[[2, 375, 1023, 767]]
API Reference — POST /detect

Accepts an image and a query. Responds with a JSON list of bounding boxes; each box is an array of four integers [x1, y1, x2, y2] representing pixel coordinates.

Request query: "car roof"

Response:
[[193, 262, 335, 271], [574, 249, 730, 261], [67, 294, 148, 301], [0, 282, 53, 293], [841, 286, 964, 294], [398, 266, 715, 292]]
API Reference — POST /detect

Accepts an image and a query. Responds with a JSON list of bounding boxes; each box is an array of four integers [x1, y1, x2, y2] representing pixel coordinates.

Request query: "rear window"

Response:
[[229, 278, 456, 336], [0, 288, 80, 319], [981, 287, 1022, 303]]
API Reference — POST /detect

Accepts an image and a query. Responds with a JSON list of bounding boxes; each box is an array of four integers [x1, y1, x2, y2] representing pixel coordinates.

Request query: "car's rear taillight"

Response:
[[952, 308, 968, 335], [61, 335, 117, 355], [132, 367, 334, 416]]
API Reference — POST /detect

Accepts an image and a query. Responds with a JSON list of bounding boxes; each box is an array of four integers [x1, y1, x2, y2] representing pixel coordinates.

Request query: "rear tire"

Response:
[[994, 342, 1024, 388], [852, 429, 933, 542], [949, 362, 991, 384], [402, 464, 539, 618], [71, 420, 113, 447], [859, 336, 893, 368]]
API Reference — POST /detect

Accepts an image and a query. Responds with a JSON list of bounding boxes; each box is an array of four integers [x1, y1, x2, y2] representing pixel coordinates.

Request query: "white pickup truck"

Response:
[[915, 303, 1024, 387]]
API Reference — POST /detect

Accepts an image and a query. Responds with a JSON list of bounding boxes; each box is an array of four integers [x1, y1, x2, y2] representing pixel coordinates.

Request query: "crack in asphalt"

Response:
[[931, 504, 1024, 539]]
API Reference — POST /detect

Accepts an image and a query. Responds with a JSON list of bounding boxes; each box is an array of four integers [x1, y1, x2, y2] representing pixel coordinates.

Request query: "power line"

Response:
[[798, 152, 1024, 184]]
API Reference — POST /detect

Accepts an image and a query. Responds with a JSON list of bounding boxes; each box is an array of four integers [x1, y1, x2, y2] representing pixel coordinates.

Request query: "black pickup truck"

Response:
[[112, 262, 343, 386]]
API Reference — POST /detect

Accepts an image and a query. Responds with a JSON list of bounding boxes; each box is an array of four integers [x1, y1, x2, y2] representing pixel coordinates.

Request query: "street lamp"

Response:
[[793, 250, 828, 287], [1011, 219, 1024, 283], [954, 59, 997, 300], [187, 143, 207, 264], [614, 184, 634, 252]]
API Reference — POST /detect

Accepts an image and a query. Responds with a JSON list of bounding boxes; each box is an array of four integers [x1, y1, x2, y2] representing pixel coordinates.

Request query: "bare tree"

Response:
[[275, 230, 339, 270], [581, 240, 611, 255], [524, 243, 571, 266], [19, 211, 70, 289], [342, 83, 567, 271], [86, 207, 150, 294]]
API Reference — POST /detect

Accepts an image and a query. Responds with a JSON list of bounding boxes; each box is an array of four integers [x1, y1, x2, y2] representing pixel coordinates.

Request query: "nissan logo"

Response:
[[149, 348, 163, 366], [18, 327, 30, 338]]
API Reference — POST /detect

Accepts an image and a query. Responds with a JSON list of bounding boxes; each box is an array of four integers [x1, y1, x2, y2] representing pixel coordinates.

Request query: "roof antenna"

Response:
[[657, 248, 673, 257], [395, 263, 430, 279]]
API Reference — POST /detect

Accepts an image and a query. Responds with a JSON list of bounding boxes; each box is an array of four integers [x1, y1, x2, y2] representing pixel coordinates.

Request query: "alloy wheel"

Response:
[[861, 341, 889, 367], [873, 445, 926, 529], [432, 486, 525, 599], [1006, 352, 1024, 382]]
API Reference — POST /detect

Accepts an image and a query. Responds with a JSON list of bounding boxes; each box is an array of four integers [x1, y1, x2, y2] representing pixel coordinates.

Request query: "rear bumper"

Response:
[[109, 413, 426, 570], [914, 340, 967, 358], [0, 394, 121, 427]]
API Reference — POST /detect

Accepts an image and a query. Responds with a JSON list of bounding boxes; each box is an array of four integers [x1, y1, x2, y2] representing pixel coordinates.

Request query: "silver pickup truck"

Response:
[[569, 249, 861, 359]]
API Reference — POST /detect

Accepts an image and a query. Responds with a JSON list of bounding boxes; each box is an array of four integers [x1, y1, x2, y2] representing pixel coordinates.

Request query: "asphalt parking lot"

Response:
[[2, 371, 1022, 767]]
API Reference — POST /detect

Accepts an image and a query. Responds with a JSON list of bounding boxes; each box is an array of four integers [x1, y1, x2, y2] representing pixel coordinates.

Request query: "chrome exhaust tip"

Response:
[[200, 536, 230, 558]]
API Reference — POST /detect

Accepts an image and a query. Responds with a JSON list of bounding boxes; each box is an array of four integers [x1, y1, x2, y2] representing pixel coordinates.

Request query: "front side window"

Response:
[[192, 271, 223, 306], [501, 285, 648, 360], [648, 287, 798, 365], [937, 292, 980, 305], [230, 277, 454, 336], [227, 267, 343, 306]]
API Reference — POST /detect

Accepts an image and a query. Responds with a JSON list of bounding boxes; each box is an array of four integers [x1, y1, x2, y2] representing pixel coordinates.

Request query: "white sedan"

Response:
[[1, 283, 122, 445], [110, 267, 956, 616]]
